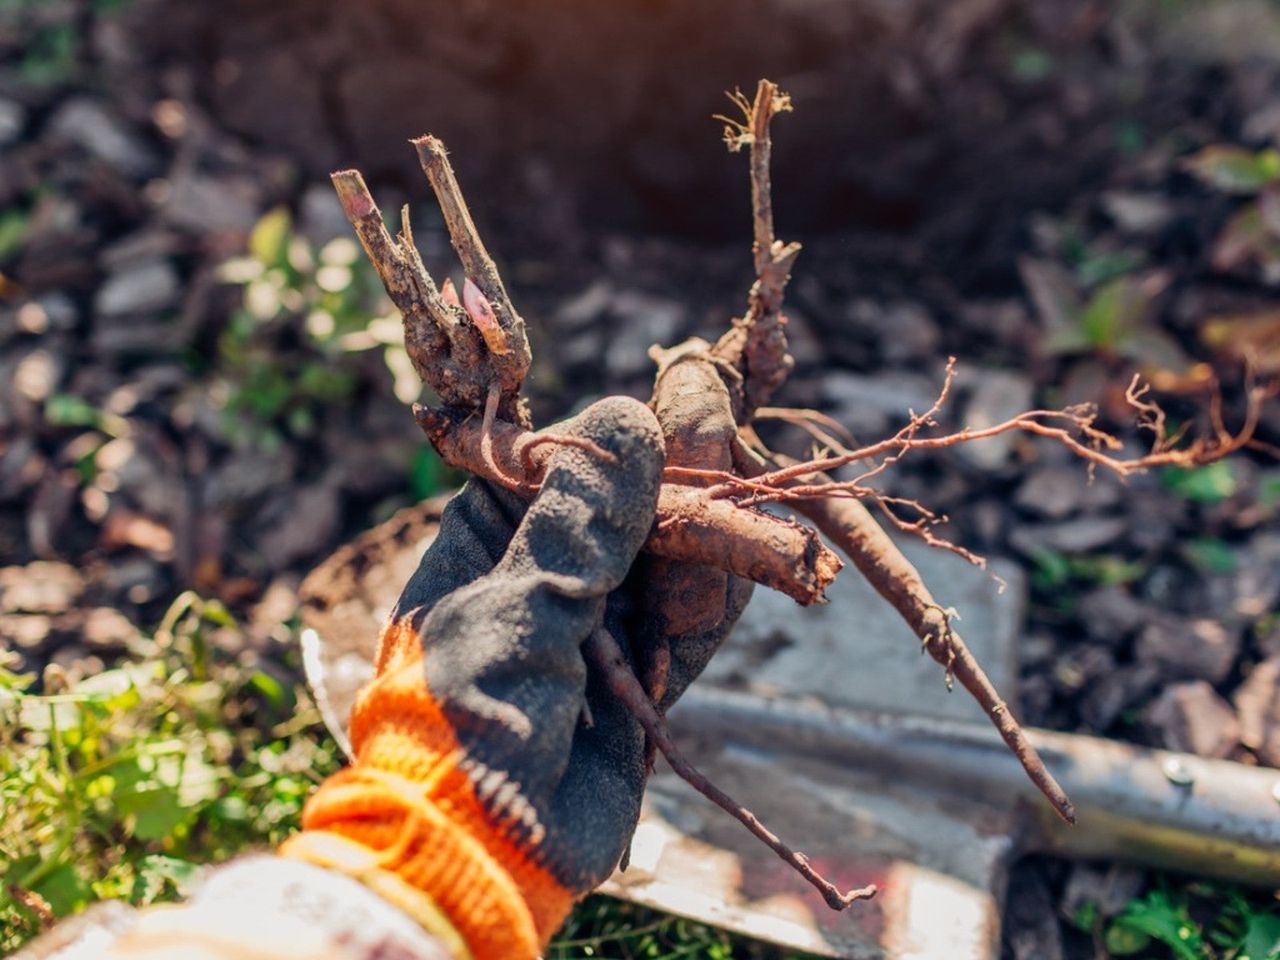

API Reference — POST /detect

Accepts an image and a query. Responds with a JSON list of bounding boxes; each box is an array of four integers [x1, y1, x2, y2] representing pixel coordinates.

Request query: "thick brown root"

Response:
[[737, 446, 1076, 824], [414, 404, 841, 605]]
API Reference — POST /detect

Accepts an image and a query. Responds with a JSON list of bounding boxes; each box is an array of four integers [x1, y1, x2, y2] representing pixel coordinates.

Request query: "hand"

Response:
[[283, 396, 674, 959], [29, 394, 752, 960]]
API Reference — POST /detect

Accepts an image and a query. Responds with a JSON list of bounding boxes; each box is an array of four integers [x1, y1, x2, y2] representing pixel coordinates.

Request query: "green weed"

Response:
[[18, 22, 77, 87], [0, 208, 31, 262], [216, 208, 420, 447], [1104, 884, 1280, 960], [550, 895, 815, 960], [0, 594, 340, 952], [1181, 537, 1238, 575], [1030, 547, 1146, 592], [1183, 145, 1280, 285], [1161, 462, 1237, 504], [1018, 254, 1191, 378], [1, 594, 801, 958]]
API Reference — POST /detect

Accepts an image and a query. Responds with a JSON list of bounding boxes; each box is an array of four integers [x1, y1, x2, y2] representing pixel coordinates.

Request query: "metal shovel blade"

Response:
[[300, 498, 1280, 959]]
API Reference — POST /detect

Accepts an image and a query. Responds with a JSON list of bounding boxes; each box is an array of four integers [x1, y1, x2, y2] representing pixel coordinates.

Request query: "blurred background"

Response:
[[2, 1, 1280, 956]]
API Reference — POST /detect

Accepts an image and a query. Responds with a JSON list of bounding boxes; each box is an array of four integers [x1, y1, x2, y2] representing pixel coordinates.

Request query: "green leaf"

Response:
[[31, 863, 91, 917], [1070, 554, 1145, 587], [296, 363, 355, 403], [132, 855, 200, 906], [247, 670, 289, 710], [1110, 890, 1208, 960], [198, 600, 238, 630], [1261, 474, 1280, 508], [249, 207, 292, 268], [1183, 538, 1237, 575], [1184, 146, 1280, 196], [1010, 47, 1053, 82], [211, 794, 249, 823], [1030, 547, 1071, 590], [1070, 899, 1099, 932], [1104, 921, 1151, 955], [44, 393, 103, 430], [1240, 910, 1280, 960], [1080, 277, 1146, 349], [1161, 462, 1237, 504], [20, 24, 77, 87], [1078, 250, 1142, 287], [0, 209, 30, 261], [115, 780, 188, 841], [110, 749, 218, 841], [411, 447, 445, 501], [1212, 203, 1280, 280]]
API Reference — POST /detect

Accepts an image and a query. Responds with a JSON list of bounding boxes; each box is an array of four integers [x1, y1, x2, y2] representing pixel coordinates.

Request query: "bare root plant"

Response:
[[332, 80, 1275, 910]]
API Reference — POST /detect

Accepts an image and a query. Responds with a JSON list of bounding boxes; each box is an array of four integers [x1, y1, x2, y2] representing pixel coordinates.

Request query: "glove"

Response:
[[281, 396, 666, 960], [19, 394, 755, 960]]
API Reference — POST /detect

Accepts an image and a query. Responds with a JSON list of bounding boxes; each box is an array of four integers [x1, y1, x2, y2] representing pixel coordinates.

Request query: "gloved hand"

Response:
[[24, 393, 753, 960], [280, 395, 679, 960]]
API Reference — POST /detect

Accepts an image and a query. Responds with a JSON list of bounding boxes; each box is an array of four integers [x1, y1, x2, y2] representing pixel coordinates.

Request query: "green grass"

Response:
[[1073, 883, 1280, 960], [551, 897, 813, 959], [0, 593, 340, 951], [0, 595, 809, 958], [4, 592, 1276, 959]]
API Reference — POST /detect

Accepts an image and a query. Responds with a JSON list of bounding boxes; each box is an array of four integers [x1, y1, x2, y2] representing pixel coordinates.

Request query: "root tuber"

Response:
[[329, 76, 1280, 911], [414, 403, 841, 605]]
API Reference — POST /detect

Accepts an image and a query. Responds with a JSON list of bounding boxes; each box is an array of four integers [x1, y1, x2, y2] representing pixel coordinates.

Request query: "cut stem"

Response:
[[712, 79, 800, 420], [412, 135, 530, 412]]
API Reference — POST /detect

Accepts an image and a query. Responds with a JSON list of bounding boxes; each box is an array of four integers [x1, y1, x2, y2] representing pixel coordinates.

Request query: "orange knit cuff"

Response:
[[285, 620, 574, 960]]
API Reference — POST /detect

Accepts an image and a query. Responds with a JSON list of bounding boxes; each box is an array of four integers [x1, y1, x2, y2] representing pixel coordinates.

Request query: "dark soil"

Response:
[[2, 1, 1279, 956]]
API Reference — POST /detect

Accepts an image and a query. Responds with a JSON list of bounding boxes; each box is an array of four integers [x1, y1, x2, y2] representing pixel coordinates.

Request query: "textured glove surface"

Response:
[[394, 397, 663, 892], [293, 396, 665, 959]]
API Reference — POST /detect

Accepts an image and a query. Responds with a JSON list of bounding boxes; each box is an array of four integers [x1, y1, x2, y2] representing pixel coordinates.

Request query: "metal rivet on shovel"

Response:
[[1162, 756, 1195, 787]]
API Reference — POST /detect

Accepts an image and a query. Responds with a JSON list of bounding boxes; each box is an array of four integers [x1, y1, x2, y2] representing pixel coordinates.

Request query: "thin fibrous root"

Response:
[[720, 361, 1275, 502], [585, 626, 877, 911]]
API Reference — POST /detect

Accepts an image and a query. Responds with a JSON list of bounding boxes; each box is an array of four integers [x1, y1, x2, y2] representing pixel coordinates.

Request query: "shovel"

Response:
[[300, 499, 1280, 959]]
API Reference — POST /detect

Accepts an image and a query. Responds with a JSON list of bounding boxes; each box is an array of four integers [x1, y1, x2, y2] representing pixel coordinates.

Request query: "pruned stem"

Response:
[[412, 135, 531, 412], [332, 164, 530, 425], [585, 626, 877, 910], [711, 79, 800, 420]]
